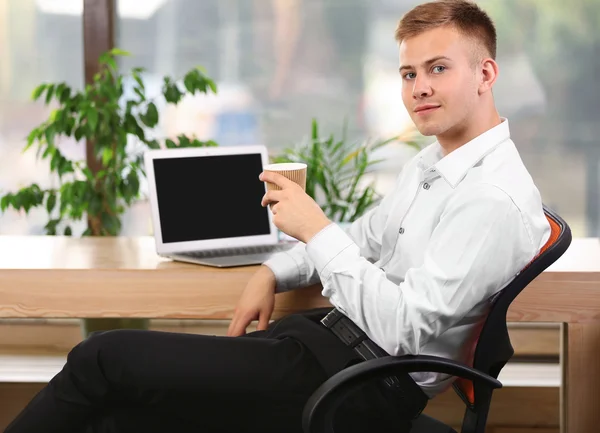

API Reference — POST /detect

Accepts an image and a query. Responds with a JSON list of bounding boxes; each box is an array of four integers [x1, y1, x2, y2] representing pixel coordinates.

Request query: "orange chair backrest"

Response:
[[455, 213, 561, 405]]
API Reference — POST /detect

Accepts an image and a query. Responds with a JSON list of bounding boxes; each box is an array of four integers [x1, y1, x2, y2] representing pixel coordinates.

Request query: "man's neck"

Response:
[[437, 110, 502, 156]]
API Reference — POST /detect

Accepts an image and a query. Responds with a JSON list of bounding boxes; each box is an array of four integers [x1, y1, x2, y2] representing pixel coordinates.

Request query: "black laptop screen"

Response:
[[152, 153, 271, 243]]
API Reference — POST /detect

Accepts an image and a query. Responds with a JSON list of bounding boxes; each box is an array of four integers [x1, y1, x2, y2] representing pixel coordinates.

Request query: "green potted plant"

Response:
[[272, 119, 424, 224], [0, 48, 219, 336]]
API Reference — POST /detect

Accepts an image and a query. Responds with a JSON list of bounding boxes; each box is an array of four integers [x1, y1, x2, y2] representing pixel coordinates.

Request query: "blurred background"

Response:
[[0, 0, 597, 237], [0, 1, 594, 430]]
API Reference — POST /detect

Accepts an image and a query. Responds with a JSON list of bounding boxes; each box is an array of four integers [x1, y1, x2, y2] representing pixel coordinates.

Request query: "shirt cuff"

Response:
[[262, 251, 301, 293], [306, 223, 356, 281]]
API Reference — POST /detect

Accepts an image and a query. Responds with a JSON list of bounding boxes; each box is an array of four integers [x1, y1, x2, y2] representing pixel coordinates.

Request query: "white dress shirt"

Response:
[[263, 119, 551, 397]]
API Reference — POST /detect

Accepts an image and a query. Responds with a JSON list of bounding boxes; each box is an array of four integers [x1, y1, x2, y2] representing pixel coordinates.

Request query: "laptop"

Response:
[[144, 145, 295, 267]]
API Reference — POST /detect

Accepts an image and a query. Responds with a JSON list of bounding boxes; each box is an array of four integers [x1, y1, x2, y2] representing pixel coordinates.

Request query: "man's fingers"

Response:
[[228, 311, 250, 337], [260, 171, 294, 188], [261, 190, 284, 207], [227, 317, 240, 336], [257, 312, 270, 331], [228, 320, 247, 337]]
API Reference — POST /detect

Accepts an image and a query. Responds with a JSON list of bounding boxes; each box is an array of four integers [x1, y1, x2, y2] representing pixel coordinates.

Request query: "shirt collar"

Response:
[[418, 118, 511, 188]]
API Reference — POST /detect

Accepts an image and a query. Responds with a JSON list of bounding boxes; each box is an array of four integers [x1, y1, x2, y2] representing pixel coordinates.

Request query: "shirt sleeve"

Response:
[[305, 184, 538, 356], [261, 241, 321, 293], [262, 183, 399, 293]]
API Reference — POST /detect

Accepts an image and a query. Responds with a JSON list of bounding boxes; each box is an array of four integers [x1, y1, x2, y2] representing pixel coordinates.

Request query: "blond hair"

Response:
[[395, 0, 497, 60]]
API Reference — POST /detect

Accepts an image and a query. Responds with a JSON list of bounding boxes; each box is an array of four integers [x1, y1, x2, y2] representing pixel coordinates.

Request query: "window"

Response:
[[0, 0, 84, 235]]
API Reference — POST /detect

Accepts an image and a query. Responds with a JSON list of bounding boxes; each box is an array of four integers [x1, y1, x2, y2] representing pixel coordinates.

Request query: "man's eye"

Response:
[[403, 72, 416, 80], [432, 65, 446, 73]]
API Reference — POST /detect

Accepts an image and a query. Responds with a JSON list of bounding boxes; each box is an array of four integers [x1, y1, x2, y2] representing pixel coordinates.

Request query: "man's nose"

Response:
[[412, 76, 433, 99]]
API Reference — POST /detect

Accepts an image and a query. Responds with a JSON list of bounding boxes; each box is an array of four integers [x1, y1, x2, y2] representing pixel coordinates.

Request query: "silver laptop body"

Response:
[[144, 145, 295, 267]]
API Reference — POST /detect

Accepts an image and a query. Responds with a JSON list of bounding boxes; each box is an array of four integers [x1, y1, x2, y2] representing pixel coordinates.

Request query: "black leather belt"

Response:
[[321, 308, 429, 419]]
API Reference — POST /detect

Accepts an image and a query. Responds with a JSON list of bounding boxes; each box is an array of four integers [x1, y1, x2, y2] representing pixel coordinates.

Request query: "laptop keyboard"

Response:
[[179, 244, 293, 259]]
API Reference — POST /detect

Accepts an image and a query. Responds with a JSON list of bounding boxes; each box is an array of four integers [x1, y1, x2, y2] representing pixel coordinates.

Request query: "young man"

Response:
[[6, 1, 550, 432]]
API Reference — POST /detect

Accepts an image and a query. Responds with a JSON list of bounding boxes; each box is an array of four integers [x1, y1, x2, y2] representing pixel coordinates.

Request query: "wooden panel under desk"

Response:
[[0, 270, 599, 324], [0, 318, 560, 358]]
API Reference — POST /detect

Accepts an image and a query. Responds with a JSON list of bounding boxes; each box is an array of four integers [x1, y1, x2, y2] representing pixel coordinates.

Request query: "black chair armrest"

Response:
[[302, 354, 501, 433]]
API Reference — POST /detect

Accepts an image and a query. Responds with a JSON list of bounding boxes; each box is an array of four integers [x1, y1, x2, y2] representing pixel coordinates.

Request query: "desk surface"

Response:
[[0, 235, 598, 272], [0, 235, 598, 322]]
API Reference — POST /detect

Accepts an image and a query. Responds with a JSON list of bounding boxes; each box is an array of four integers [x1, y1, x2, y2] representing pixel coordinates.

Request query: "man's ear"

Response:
[[479, 58, 499, 95]]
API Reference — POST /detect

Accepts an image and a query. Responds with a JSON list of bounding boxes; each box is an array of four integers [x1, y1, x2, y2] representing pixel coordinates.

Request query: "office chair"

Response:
[[302, 205, 572, 433]]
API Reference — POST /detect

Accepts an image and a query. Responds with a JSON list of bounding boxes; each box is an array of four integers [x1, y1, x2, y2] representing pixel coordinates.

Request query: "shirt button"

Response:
[[423, 183, 430, 190], [399, 227, 405, 234]]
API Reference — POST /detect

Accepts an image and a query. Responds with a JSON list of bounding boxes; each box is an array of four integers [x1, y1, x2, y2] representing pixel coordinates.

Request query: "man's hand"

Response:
[[260, 171, 331, 243], [227, 265, 277, 337]]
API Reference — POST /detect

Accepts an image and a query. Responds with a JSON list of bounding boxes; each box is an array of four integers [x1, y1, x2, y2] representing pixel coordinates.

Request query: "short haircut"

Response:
[[395, 0, 497, 60]]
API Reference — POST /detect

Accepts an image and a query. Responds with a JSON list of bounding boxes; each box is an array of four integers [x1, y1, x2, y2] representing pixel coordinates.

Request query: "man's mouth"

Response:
[[414, 105, 441, 115]]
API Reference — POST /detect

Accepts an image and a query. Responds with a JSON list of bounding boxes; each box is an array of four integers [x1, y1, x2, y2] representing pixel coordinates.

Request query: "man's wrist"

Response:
[[259, 264, 277, 285], [302, 218, 333, 243]]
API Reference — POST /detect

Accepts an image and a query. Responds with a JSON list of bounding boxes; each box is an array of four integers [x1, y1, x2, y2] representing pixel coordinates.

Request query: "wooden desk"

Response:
[[0, 235, 599, 433]]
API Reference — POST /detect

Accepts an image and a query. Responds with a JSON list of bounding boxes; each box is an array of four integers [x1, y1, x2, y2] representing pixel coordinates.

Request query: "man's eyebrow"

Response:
[[399, 56, 453, 73]]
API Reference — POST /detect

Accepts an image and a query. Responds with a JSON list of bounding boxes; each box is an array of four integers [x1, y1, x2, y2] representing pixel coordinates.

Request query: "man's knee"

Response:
[[47, 330, 133, 405], [67, 330, 136, 381]]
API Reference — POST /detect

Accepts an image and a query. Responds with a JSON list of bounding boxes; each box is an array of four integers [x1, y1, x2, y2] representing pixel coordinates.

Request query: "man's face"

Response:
[[399, 26, 481, 137]]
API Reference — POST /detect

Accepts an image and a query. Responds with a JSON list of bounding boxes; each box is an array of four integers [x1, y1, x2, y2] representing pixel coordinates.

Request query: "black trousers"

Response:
[[5, 309, 421, 433]]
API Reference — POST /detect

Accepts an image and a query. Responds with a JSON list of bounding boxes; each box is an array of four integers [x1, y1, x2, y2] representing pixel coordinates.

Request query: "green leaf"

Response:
[[123, 113, 140, 138], [102, 147, 114, 166], [206, 78, 217, 94], [57, 158, 74, 177], [17, 190, 31, 210], [0, 194, 11, 212], [58, 86, 71, 103], [82, 167, 94, 182], [65, 117, 76, 136], [49, 109, 60, 123], [127, 171, 140, 197], [44, 125, 55, 147], [132, 71, 145, 90], [147, 102, 158, 124], [11, 191, 21, 209], [45, 84, 55, 104], [46, 192, 57, 213], [74, 126, 85, 142], [165, 139, 177, 148], [109, 48, 130, 57], [55, 83, 66, 102], [142, 102, 158, 127], [50, 151, 60, 172], [101, 212, 122, 236], [164, 83, 182, 104], [133, 86, 146, 102], [87, 108, 98, 132], [41, 145, 55, 160], [104, 56, 117, 72], [131, 121, 146, 141], [183, 70, 197, 93], [25, 128, 39, 151], [64, 226, 72, 236], [177, 135, 190, 147], [146, 139, 160, 149], [44, 219, 61, 236], [31, 84, 47, 101], [88, 193, 103, 216], [82, 228, 93, 236]]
